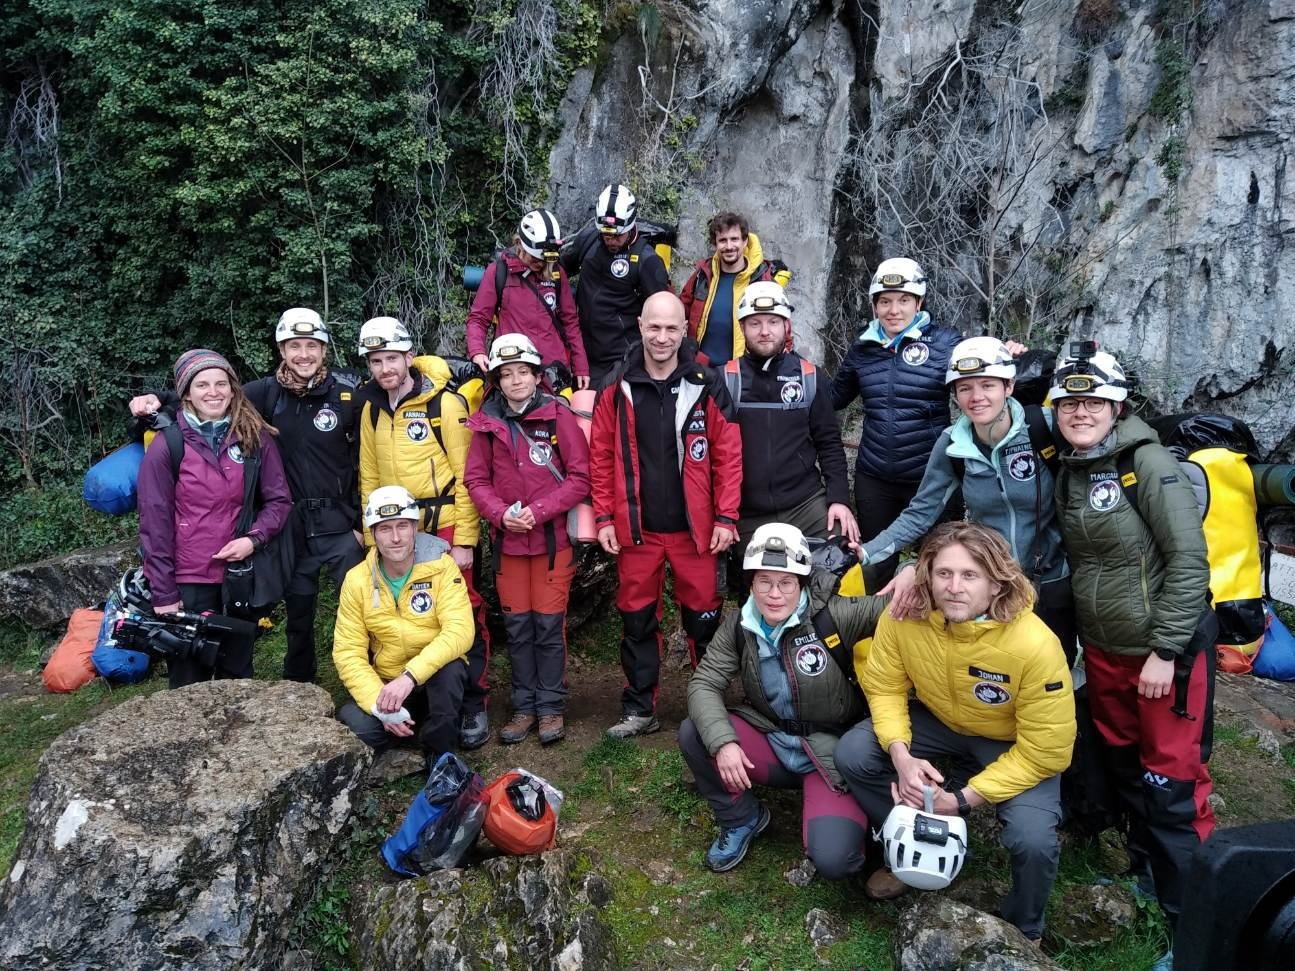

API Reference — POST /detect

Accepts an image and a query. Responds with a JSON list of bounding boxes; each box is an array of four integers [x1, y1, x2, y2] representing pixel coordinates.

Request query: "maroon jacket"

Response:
[[138, 421, 293, 606], [465, 251, 590, 378], [464, 391, 590, 557]]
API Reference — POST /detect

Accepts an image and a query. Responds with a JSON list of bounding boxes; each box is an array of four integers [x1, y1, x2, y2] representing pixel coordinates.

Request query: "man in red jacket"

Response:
[[590, 291, 744, 738]]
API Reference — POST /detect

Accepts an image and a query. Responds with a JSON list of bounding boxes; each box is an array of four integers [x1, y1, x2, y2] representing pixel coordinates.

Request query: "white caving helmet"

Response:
[[743, 523, 813, 576], [363, 485, 422, 530], [880, 785, 969, 891], [518, 209, 563, 260], [737, 281, 794, 321], [869, 257, 928, 300], [487, 333, 543, 372], [357, 316, 413, 356], [1049, 343, 1129, 402], [594, 183, 637, 235], [275, 307, 329, 345], [945, 336, 1016, 385]]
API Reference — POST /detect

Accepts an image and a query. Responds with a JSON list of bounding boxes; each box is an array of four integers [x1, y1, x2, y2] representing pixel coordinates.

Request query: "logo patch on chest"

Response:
[[1006, 451, 1036, 482], [409, 591, 433, 614], [688, 438, 708, 462], [610, 257, 630, 279], [1088, 480, 1121, 511], [973, 681, 1012, 705], [528, 440, 553, 466], [227, 443, 244, 464], [795, 643, 828, 677], [780, 379, 804, 404], [314, 406, 339, 432], [900, 342, 930, 366], [406, 419, 430, 443]]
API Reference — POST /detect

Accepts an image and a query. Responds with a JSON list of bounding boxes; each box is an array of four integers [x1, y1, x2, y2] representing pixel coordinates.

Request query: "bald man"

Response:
[[589, 292, 745, 737]]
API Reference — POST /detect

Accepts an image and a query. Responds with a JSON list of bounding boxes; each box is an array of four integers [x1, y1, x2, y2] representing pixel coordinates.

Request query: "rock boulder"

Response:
[[0, 680, 370, 970], [0, 542, 136, 629], [894, 896, 1062, 971], [352, 847, 615, 969]]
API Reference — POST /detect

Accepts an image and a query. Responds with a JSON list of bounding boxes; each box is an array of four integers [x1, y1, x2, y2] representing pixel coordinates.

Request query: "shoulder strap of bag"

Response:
[[163, 421, 185, 481], [723, 359, 741, 406], [811, 603, 857, 687], [492, 255, 508, 322], [1024, 404, 1060, 477], [234, 445, 262, 536], [1116, 446, 1144, 525]]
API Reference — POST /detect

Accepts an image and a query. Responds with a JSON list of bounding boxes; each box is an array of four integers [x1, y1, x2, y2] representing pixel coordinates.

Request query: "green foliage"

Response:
[[1156, 135, 1186, 182], [1149, 40, 1192, 122], [0, 483, 137, 569]]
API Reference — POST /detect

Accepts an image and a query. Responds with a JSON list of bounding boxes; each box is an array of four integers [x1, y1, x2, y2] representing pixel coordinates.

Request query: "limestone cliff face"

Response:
[[547, 0, 1295, 455]]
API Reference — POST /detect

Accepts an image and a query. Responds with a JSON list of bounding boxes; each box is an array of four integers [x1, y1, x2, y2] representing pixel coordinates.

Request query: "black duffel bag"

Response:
[[222, 446, 298, 619]]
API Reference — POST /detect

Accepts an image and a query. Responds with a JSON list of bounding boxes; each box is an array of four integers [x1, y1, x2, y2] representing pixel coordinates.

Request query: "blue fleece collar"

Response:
[[858, 311, 930, 348]]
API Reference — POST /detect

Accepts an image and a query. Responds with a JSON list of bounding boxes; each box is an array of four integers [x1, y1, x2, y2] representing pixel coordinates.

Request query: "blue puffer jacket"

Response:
[[829, 313, 962, 481]]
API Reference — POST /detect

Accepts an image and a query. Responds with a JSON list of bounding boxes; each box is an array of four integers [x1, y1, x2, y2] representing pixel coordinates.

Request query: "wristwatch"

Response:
[[1154, 648, 1178, 662], [953, 788, 971, 817]]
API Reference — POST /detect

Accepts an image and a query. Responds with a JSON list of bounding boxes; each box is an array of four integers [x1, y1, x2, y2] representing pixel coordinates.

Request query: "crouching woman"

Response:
[[678, 523, 886, 875]]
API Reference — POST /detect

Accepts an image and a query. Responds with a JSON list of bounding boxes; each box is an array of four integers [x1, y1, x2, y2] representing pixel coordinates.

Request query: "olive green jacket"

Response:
[[1054, 415, 1209, 657], [686, 570, 887, 789]]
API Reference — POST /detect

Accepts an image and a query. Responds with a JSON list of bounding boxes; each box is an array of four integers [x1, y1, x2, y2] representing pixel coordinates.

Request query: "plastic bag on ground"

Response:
[[381, 751, 487, 876]]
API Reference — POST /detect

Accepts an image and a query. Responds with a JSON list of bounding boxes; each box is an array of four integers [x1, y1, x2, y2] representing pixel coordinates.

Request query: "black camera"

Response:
[[1068, 340, 1098, 361], [114, 610, 255, 669]]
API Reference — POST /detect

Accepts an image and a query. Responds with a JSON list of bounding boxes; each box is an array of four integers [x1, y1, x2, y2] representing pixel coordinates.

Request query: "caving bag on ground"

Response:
[[41, 608, 105, 693], [382, 752, 488, 876], [1144, 413, 1265, 671], [90, 584, 152, 683], [482, 769, 564, 855], [1253, 602, 1295, 682]]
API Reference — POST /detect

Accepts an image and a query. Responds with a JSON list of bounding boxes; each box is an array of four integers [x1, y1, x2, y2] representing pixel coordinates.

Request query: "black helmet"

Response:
[[118, 567, 153, 613], [806, 535, 857, 579]]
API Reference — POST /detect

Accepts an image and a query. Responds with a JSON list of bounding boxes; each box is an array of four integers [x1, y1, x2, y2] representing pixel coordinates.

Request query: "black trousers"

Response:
[[336, 660, 469, 761], [1034, 574, 1078, 668], [284, 529, 365, 682], [854, 472, 921, 590], [168, 582, 255, 688]]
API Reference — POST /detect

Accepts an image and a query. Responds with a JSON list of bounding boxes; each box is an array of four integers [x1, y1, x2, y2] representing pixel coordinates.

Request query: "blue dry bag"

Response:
[[90, 593, 152, 683], [381, 751, 487, 876], [1253, 601, 1295, 682], [83, 441, 146, 515]]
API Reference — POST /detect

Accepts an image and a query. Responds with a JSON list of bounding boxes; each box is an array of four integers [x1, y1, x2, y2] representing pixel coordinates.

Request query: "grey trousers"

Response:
[[835, 704, 1062, 939]]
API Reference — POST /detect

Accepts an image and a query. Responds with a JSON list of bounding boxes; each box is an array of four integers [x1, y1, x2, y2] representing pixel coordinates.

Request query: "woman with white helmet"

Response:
[[679, 523, 887, 876], [1049, 343, 1214, 971], [463, 334, 590, 746], [856, 335, 1075, 662], [466, 209, 590, 389], [829, 258, 969, 590]]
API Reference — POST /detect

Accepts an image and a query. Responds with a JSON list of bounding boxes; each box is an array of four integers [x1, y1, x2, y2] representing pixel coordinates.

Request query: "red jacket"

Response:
[[589, 350, 743, 554], [464, 391, 590, 557], [465, 251, 589, 378]]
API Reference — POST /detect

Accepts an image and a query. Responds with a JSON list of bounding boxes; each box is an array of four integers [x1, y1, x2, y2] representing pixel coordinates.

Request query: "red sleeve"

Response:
[[680, 267, 701, 340], [465, 261, 500, 360], [556, 268, 589, 377], [530, 405, 590, 525], [707, 384, 743, 528], [463, 430, 508, 528], [589, 387, 617, 524]]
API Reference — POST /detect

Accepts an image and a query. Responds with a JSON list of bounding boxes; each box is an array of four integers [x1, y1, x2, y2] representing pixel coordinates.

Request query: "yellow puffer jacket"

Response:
[[862, 610, 1075, 804], [333, 533, 475, 713], [359, 355, 479, 546]]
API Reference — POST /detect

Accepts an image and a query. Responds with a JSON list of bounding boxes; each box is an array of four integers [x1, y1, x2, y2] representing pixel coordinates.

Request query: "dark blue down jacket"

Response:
[[829, 315, 962, 482]]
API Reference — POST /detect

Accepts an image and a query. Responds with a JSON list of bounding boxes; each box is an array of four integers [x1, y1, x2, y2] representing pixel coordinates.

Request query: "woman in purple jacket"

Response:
[[464, 334, 590, 746], [137, 349, 293, 687]]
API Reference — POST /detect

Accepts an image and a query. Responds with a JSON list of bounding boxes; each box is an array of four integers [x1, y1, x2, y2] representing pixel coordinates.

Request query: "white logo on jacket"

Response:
[[610, 257, 630, 279], [688, 438, 708, 462], [1007, 451, 1037, 482], [901, 342, 930, 366], [409, 591, 433, 614], [973, 681, 1012, 705], [795, 643, 828, 677], [780, 380, 804, 404], [227, 443, 244, 464], [1088, 480, 1121, 511], [528, 441, 553, 466], [314, 407, 339, 432], [407, 419, 430, 443]]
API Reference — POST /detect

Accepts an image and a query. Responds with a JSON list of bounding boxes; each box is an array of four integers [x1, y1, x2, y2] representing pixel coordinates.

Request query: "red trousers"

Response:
[[615, 530, 722, 715], [1084, 644, 1215, 919], [497, 548, 575, 714]]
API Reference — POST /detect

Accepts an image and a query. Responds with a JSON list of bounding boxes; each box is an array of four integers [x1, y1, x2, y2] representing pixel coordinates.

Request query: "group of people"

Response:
[[129, 184, 1214, 966]]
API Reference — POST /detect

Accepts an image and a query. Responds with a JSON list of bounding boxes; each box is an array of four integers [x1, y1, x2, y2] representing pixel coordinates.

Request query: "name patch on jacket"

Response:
[[409, 591, 433, 614], [404, 410, 428, 418], [968, 666, 1010, 684], [409, 582, 431, 591], [972, 681, 1012, 705]]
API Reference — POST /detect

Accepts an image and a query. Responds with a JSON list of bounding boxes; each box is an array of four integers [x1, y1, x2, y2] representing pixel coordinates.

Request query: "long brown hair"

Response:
[[912, 522, 1035, 622], [183, 381, 276, 453]]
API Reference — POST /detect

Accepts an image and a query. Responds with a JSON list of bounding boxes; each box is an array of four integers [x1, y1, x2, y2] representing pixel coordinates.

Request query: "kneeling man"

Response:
[[334, 485, 475, 761], [836, 522, 1074, 940]]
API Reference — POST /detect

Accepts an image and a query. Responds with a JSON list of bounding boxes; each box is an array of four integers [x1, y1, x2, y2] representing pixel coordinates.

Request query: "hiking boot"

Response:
[[705, 803, 771, 872], [605, 713, 660, 739], [864, 868, 909, 901], [459, 710, 490, 750], [499, 713, 536, 745], [538, 713, 565, 745]]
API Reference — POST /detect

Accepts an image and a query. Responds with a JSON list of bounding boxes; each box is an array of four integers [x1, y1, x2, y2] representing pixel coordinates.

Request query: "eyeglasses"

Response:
[[752, 576, 800, 595], [1056, 397, 1110, 414]]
